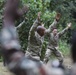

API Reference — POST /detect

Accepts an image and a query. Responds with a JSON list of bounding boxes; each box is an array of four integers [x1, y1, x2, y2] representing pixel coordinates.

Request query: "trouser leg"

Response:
[[25, 51, 41, 61], [53, 48, 63, 64], [44, 49, 52, 63]]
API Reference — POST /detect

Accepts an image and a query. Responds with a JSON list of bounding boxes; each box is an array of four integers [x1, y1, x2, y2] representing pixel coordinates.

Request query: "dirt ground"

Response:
[[0, 57, 72, 75], [0, 62, 14, 75]]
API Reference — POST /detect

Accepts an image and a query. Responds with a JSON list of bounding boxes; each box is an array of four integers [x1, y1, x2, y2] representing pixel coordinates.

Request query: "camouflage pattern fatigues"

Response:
[[44, 27, 69, 63], [25, 19, 58, 60]]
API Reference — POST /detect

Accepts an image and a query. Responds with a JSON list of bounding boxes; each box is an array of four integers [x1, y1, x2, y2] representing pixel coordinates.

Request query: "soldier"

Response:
[[2, 20, 25, 66], [25, 12, 61, 60], [44, 23, 72, 64]]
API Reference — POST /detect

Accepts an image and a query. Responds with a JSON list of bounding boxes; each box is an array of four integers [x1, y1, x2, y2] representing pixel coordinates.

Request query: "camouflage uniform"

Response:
[[26, 19, 58, 60], [44, 27, 69, 63]]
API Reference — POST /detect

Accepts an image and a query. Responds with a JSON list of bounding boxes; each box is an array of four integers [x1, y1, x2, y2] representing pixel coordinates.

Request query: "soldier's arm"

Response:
[[58, 23, 72, 37], [16, 20, 25, 29], [45, 13, 61, 34], [30, 12, 41, 36], [16, 5, 29, 18], [45, 20, 58, 34]]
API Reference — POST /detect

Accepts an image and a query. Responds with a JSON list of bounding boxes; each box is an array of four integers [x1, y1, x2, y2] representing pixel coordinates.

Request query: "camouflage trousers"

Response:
[[44, 46, 63, 63], [25, 51, 40, 61]]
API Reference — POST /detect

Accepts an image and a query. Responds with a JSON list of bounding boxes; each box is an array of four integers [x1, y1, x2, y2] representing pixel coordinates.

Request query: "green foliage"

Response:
[[0, 0, 4, 29], [0, 57, 3, 62], [59, 40, 70, 57], [0, 0, 75, 52], [50, 0, 76, 26]]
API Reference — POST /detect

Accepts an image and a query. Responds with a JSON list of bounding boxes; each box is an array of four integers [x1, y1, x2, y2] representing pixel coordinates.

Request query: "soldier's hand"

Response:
[[37, 11, 41, 20], [55, 13, 61, 22], [22, 5, 29, 13], [67, 23, 72, 28]]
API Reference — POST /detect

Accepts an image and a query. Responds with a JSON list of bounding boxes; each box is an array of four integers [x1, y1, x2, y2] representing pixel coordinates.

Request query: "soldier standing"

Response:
[[25, 12, 61, 60], [44, 23, 72, 64]]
